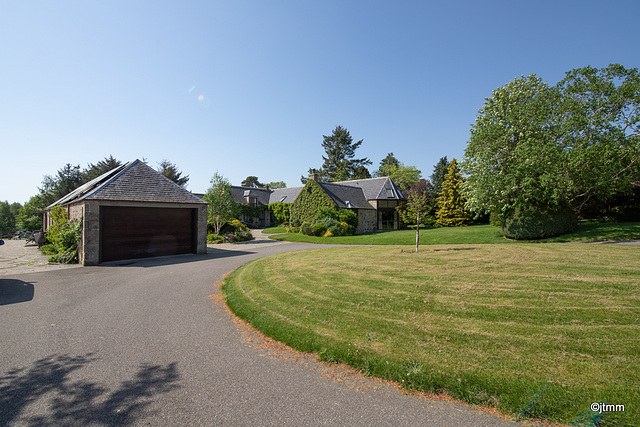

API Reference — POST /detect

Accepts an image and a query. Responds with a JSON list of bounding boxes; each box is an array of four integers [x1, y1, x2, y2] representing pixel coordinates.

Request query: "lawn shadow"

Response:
[[0, 279, 35, 305], [0, 354, 180, 426]]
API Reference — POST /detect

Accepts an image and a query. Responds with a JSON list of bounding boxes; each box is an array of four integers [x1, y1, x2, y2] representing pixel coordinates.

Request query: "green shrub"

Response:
[[301, 222, 313, 236], [40, 244, 56, 255], [501, 205, 578, 240], [312, 222, 327, 236], [314, 217, 337, 229], [44, 206, 81, 264], [207, 233, 224, 244], [236, 230, 253, 241], [312, 208, 358, 235], [337, 209, 358, 229]]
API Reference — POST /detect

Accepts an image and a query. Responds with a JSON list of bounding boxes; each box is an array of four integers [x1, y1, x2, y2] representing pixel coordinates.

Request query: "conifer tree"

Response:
[[436, 158, 471, 226]]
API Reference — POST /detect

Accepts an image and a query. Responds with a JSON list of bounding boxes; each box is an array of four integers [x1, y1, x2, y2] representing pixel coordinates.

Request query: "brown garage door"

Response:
[[101, 206, 196, 262]]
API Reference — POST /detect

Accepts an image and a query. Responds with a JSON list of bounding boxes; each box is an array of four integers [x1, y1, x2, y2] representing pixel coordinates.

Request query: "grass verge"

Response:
[[223, 244, 640, 426], [266, 222, 640, 245]]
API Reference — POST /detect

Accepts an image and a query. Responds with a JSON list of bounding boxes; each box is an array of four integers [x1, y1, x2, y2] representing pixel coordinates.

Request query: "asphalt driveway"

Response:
[[0, 234, 525, 426]]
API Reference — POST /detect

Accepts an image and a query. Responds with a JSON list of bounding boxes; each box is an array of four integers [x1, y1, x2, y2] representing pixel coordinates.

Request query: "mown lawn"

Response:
[[223, 244, 640, 426], [263, 222, 640, 245]]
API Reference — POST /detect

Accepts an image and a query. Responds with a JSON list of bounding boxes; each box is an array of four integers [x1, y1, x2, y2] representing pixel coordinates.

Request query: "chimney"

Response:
[[265, 184, 270, 191], [309, 169, 319, 181]]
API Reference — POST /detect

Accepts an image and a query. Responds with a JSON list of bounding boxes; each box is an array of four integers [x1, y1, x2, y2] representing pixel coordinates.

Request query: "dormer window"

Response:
[[345, 201, 352, 208], [279, 196, 287, 202], [386, 189, 395, 198]]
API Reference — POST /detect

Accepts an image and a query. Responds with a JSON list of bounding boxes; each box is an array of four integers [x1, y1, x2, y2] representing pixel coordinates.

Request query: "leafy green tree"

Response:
[[203, 172, 239, 235], [265, 181, 287, 189], [157, 160, 189, 187], [556, 64, 640, 214], [375, 152, 400, 176], [380, 164, 421, 193], [307, 126, 372, 182], [436, 158, 471, 226], [82, 155, 122, 182], [352, 165, 371, 179], [374, 152, 421, 192], [39, 163, 83, 204], [462, 74, 568, 223], [0, 201, 21, 233], [241, 176, 263, 188], [16, 194, 46, 231], [462, 65, 640, 235], [300, 168, 330, 184], [396, 179, 431, 252]]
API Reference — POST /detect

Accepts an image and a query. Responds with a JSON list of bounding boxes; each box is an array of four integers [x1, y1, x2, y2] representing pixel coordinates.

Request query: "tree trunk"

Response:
[[415, 212, 420, 252]]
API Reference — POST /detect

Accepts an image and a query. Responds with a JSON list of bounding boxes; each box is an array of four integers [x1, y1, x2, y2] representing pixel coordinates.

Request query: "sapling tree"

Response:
[[397, 179, 430, 252], [203, 172, 239, 235]]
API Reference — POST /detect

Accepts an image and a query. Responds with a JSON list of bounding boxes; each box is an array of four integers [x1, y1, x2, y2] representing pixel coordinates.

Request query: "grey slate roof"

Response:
[[268, 186, 303, 204], [194, 176, 405, 210], [47, 160, 206, 209], [318, 182, 374, 209], [229, 186, 271, 205], [331, 177, 406, 201]]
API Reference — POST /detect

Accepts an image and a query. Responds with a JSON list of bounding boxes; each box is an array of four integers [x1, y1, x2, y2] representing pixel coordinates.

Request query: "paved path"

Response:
[[0, 240, 81, 275], [0, 232, 529, 426]]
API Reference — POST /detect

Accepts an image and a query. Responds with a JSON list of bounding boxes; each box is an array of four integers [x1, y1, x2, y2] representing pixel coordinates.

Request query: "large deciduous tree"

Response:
[[203, 172, 239, 235], [0, 201, 21, 234], [374, 152, 422, 193], [556, 64, 640, 213], [462, 64, 640, 238], [265, 181, 287, 189], [16, 195, 46, 231]]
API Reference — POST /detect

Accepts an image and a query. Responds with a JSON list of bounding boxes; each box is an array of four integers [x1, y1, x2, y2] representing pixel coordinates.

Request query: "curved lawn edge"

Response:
[[221, 258, 542, 423], [222, 245, 639, 426], [265, 222, 640, 245]]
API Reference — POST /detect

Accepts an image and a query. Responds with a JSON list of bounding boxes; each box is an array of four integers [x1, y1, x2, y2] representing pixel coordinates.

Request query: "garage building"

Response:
[[44, 160, 208, 265]]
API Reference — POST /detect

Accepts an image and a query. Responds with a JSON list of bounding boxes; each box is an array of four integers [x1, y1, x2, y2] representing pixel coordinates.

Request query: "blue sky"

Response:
[[2, 0, 639, 203]]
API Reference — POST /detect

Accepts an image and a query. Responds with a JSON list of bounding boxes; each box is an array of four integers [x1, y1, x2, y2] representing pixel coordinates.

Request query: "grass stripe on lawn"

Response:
[[223, 244, 640, 426]]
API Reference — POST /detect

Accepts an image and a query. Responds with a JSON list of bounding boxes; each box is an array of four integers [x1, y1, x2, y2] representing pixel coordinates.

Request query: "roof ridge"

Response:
[[46, 160, 137, 208]]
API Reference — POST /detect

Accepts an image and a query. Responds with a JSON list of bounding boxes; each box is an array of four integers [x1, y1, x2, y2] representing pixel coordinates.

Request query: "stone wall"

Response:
[[357, 209, 377, 234]]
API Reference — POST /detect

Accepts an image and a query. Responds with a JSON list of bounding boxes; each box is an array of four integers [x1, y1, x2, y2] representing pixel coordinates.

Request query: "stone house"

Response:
[[44, 160, 208, 265], [220, 174, 406, 233]]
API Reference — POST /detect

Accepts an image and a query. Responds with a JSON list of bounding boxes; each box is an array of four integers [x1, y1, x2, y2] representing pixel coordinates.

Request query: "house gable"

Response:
[[289, 179, 336, 224]]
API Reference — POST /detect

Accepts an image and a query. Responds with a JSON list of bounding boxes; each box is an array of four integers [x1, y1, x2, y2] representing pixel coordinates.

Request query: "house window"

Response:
[[249, 197, 258, 207], [379, 210, 395, 230], [386, 189, 395, 198], [279, 196, 287, 202], [378, 200, 397, 209]]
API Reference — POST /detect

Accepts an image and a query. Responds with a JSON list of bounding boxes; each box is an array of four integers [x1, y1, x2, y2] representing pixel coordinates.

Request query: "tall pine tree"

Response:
[[436, 158, 471, 226], [316, 126, 371, 182]]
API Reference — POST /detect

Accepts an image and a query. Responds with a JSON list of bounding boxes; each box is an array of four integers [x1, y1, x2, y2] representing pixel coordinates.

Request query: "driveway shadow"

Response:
[[0, 279, 35, 305], [0, 353, 180, 426], [100, 248, 256, 268]]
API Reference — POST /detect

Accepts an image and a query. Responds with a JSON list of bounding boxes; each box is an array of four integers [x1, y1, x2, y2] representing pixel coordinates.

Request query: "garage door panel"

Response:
[[101, 206, 195, 262]]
